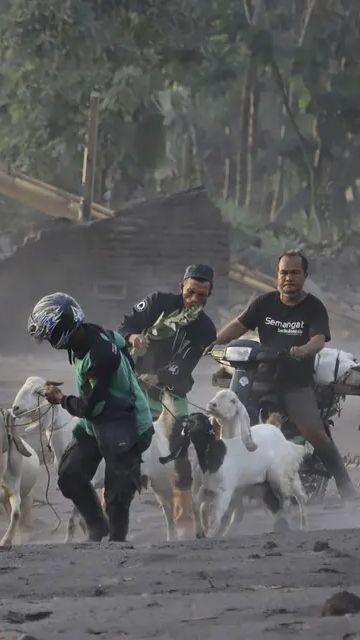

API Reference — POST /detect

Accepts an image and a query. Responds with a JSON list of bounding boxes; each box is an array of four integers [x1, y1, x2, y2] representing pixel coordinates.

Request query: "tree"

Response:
[[0, 0, 164, 203], [1, 0, 360, 251]]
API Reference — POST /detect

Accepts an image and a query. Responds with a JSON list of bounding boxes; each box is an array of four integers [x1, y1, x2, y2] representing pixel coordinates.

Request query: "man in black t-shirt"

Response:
[[217, 251, 357, 501]]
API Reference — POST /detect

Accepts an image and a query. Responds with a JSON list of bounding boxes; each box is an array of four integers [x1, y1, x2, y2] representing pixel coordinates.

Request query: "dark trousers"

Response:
[[58, 427, 141, 541], [283, 386, 353, 496]]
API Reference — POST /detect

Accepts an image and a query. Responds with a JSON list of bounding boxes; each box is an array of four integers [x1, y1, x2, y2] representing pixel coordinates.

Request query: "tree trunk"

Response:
[[270, 157, 285, 221], [269, 0, 319, 224], [189, 121, 204, 186], [180, 133, 190, 190], [223, 127, 233, 201], [238, 0, 263, 208], [245, 81, 256, 208], [238, 57, 258, 207], [270, 93, 289, 221]]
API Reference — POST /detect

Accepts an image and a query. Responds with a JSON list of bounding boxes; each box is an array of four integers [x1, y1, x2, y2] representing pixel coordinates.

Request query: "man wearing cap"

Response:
[[119, 264, 216, 539]]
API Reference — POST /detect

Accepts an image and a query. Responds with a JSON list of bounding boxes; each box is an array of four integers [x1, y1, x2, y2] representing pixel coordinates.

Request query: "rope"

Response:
[[10, 401, 52, 428], [157, 396, 177, 420], [0, 399, 62, 534], [7, 377, 206, 531], [139, 379, 210, 416], [35, 397, 62, 533]]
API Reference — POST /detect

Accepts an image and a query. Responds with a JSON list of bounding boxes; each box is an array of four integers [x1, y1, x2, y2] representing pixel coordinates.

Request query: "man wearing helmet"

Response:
[[28, 292, 154, 542], [119, 264, 216, 539]]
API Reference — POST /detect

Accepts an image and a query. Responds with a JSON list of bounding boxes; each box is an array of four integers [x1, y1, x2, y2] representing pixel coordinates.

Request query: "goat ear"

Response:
[[235, 399, 248, 421], [45, 380, 64, 387]]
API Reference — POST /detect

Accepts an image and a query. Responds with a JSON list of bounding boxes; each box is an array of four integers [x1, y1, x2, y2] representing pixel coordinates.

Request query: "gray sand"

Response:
[[1, 352, 360, 639]]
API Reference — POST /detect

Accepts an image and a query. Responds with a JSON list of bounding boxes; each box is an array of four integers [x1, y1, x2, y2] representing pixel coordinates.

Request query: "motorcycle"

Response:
[[209, 339, 360, 504]]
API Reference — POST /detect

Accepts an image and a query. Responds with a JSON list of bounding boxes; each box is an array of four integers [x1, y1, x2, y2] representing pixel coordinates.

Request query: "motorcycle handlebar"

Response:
[[204, 343, 311, 361]]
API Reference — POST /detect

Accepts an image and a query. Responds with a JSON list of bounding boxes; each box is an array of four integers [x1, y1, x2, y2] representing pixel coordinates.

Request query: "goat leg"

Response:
[[0, 491, 21, 548], [161, 498, 177, 541], [272, 496, 292, 533], [218, 494, 244, 537], [193, 488, 206, 539], [65, 512, 77, 543], [291, 474, 308, 531], [65, 506, 87, 543], [204, 490, 233, 539], [0, 486, 11, 516], [19, 493, 34, 530]]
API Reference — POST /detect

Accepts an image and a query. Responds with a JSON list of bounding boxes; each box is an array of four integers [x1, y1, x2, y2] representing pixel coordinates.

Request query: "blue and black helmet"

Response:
[[27, 292, 85, 349]]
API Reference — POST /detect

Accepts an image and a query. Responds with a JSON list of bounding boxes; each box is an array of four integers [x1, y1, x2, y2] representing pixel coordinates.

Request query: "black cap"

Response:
[[183, 264, 214, 286]]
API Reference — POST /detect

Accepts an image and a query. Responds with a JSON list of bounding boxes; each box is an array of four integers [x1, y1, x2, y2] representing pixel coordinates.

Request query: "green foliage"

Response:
[[0, 195, 46, 234], [0, 0, 164, 196], [0, 0, 359, 244], [219, 199, 287, 261]]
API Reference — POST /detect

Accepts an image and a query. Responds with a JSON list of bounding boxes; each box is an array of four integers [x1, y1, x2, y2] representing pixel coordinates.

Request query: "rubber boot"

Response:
[[87, 517, 109, 542], [106, 501, 131, 542], [70, 485, 109, 541], [173, 488, 195, 540]]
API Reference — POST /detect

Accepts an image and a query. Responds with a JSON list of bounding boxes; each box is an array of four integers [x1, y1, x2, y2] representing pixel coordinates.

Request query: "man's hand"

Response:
[[289, 345, 308, 360], [44, 385, 64, 405], [203, 341, 216, 356], [138, 373, 159, 389], [129, 334, 147, 350]]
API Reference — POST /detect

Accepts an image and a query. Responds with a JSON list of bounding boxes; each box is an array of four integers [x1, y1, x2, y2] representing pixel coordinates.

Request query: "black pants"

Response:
[[283, 387, 353, 495], [58, 427, 141, 541]]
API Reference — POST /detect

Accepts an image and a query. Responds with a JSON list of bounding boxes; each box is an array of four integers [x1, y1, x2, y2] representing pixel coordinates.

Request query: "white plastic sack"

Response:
[[314, 347, 360, 385]]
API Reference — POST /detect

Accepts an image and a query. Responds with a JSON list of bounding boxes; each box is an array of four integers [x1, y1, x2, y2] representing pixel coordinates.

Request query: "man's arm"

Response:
[[290, 334, 325, 359], [216, 318, 249, 344], [119, 292, 163, 348], [217, 296, 262, 343], [61, 341, 120, 419], [290, 299, 330, 359]]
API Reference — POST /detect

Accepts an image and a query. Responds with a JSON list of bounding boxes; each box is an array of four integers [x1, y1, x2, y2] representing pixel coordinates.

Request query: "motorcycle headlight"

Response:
[[225, 346, 252, 362]]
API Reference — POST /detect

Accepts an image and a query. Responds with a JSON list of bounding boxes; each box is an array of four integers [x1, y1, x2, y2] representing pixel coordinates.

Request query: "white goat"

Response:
[[184, 389, 307, 538], [0, 409, 40, 547], [140, 395, 179, 541], [12, 377, 179, 542], [12, 376, 104, 542]]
